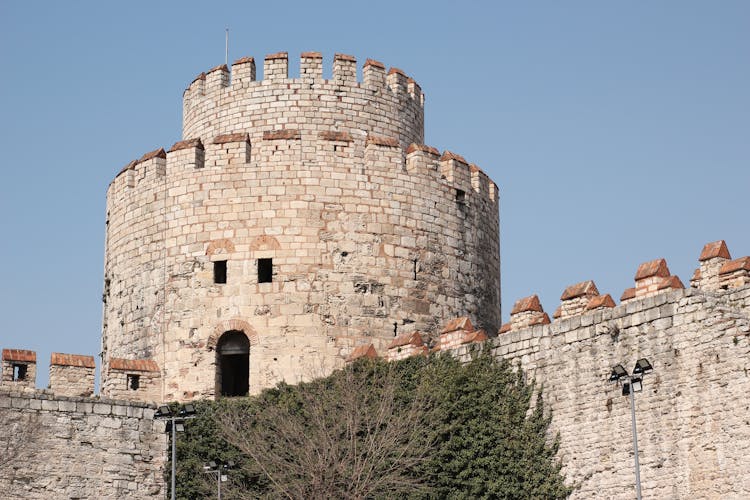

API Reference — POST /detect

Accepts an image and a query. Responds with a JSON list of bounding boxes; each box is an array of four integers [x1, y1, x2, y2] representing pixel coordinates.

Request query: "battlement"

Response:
[[493, 239, 749, 336], [108, 138, 499, 208], [344, 240, 749, 364], [0, 350, 87, 397], [0, 349, 161, 402], [184, 51, 424, 104], [181, 51, 426, 156]]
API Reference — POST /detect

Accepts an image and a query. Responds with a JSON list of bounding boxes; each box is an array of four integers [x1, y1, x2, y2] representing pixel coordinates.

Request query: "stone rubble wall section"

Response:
[[102, 52, 501, 402], [0, 389, 166, 499]]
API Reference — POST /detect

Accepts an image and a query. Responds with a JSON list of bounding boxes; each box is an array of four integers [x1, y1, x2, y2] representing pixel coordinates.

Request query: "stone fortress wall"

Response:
[[3, 243, 748, 499], [2, 49, 749, 499], [412, 240, 748, 499], [102, 52, 501, 402], [0, 355, 166, 499]]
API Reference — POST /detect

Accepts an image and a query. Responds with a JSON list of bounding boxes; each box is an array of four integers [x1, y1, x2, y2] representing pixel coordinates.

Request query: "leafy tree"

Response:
[[414, 351, 570, 499]]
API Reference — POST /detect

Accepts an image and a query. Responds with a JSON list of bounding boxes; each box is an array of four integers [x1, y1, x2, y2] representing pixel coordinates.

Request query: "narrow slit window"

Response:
[[127, 374, 140, 390], [214, 260, 227, 284], [12, 364, 27, 381], [258, 258, 273, 283]]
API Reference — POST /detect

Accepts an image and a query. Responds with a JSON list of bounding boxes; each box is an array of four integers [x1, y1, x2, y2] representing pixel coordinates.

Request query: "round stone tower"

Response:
[[101, 52, 501, 402]]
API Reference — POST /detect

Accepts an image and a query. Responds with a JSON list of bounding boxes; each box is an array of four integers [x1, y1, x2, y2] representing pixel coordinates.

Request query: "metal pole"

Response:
[[171, 417, 177, 500], [225, 28, 229, 66], [629, 378, 642, 500], [217, 469, 222, 500]]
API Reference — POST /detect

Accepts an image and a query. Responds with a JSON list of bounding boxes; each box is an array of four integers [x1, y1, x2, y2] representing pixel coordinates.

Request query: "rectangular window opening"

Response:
[[127, 374, 140, 391], [214, 260, 227, 284], [12, 364, 27, 381], [258, 258, 273, 283], [455, 189, 466, 205]]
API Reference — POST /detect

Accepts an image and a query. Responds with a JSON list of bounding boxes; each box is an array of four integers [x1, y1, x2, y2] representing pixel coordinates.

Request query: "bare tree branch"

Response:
[[213, 361, 431, 499]]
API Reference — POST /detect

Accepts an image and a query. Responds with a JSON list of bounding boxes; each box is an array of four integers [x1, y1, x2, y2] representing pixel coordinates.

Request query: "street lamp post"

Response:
[[203, 460, 235, 500], [609, 358, 653, 500], [155, 404, 197, 500]]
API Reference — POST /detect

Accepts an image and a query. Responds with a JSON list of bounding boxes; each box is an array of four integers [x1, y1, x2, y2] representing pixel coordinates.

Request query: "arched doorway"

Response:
[[216, 330, 249, 397]]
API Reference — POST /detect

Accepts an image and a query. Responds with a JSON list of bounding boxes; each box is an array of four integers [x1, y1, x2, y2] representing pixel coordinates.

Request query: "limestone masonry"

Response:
[[2, 52, 749, 499], [101, 52, 501, 402], [0, 388, 166, 498]]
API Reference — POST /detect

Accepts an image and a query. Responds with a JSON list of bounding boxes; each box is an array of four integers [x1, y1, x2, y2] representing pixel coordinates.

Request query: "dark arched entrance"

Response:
[[217, 330, 249, 397]]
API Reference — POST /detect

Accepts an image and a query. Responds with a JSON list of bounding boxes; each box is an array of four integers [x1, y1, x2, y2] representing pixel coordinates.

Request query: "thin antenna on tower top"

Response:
[[225, 28, 229, 65]]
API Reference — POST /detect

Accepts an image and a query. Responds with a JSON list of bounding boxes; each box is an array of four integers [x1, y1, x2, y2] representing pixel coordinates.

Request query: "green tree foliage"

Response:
[[171, 351, 571, 499], [415, 353, 570, 499], [170, 399, 267, 499]]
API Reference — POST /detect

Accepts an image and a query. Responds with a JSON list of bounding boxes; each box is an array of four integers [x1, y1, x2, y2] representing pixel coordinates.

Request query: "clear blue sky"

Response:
[[1, 1, 748, 388]]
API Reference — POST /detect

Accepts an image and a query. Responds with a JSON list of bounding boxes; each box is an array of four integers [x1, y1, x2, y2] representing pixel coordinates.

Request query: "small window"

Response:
[[12, 364, 27, 381], [127, 374, 140, 390], [258, 258, 273, 283], [214, 260, 227, 284], [455, 189, 466, 205]]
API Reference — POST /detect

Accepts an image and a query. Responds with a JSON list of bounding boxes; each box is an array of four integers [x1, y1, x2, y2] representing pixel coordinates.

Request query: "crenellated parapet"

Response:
[[2, 349, 97, 397], [108, 138, 498, 212], [343, 316, 488, 363], [343, 237, 749, 363], [1, 348, 162, 403], [494, 240, 749, 339], [182, 51, 425, 152]]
